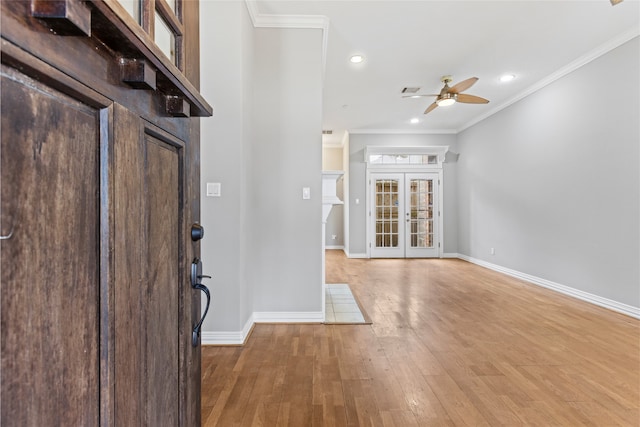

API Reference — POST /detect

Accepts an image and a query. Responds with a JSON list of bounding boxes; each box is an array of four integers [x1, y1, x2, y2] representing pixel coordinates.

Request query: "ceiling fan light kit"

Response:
[[436, 93, 457, 107], [404, 75, 490, 115]]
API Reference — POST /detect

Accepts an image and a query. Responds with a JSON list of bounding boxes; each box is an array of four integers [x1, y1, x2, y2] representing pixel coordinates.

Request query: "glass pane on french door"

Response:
[[370, 174, 405, 258], [405, 174, 438, 258]]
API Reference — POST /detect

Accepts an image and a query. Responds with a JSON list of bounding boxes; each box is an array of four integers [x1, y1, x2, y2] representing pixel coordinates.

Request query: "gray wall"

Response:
[[200, 3, 324, 333], [457, 37, 639, 307], [348, 133, 459, 255], [249, 27, 324, 312], [200, 1, 251, 331]]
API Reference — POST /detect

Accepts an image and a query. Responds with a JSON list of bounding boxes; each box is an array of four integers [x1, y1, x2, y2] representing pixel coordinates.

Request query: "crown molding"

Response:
[[458, 28, 640, 133], [245, 1, 329, 78], [349, 128, 457, 135]]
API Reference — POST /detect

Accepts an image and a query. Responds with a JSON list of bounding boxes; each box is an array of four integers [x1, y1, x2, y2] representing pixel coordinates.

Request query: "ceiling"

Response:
[[252, 1, 639, 144]]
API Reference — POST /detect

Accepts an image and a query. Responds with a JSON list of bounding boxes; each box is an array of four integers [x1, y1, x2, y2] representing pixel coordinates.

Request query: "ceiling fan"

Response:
[[405, 75, 489, 115]]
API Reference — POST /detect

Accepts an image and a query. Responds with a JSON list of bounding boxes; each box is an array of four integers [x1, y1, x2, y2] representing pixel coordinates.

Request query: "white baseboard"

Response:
[[201, 314, 254, 346], [253, 311, 324, 323], [202, 311, 323, 345], [345, 252, 368, 259], [442, 252, 459, 258], [326, 245, 345, 250], [458, 254, 640, 319]]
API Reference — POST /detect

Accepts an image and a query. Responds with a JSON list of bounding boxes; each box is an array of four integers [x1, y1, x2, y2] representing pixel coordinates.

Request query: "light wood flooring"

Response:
[[201, 250, 640, 426]]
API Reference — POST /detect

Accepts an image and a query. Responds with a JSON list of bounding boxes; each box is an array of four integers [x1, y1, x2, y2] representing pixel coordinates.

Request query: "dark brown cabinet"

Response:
[[1, 1, 212, 425]]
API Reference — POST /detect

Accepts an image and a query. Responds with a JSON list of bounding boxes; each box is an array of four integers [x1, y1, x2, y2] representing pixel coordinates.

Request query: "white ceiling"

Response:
[[252, 1, 639, 144]]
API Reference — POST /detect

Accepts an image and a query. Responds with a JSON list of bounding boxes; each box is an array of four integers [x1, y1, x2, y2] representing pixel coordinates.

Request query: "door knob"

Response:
[[191, 223, 205, 241]]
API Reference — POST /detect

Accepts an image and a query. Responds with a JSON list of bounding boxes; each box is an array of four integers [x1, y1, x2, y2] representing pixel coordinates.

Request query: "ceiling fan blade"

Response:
[[456, 93, 489, 104], [402, 94, 438, 98], [449, 77, 478, 94], [610, 0, 623, 5], [424, 102, 438, 114]]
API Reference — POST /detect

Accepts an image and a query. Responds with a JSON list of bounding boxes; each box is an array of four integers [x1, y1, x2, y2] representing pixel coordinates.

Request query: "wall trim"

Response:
[[326, 245, 344, 250], [350, 128, 457, 135], [457, 254, 640, 319], [253, 311, 324, 323], [345, 251, 368, 259], [442, 253, 459, 258], [202, 311, 323, 345], [245, 1, 329, 78], [458, 30, 640, 133], [201, 314, 255, 346]]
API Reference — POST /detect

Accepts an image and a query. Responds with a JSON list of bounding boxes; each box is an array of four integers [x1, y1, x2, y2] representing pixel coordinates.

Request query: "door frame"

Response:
[[364, 146, 447, 259]]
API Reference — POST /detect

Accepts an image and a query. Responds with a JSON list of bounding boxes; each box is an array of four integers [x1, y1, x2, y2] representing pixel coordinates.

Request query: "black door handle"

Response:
[[191, 258, 211, 347]]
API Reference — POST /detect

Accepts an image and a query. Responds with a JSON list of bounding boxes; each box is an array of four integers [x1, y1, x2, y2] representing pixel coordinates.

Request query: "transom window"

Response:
[[364, 146, 449, 169], [369, 154, 438, 165]]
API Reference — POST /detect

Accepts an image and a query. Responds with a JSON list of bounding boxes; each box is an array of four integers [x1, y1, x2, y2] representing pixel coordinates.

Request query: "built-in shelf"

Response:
[[322, 170, 344, 223]]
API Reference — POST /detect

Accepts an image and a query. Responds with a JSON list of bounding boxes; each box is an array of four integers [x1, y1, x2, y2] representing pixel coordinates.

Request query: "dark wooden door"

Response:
[[113, 105, 188, 425], [1, 63, 102, 427], [1, 0, 211, 425]]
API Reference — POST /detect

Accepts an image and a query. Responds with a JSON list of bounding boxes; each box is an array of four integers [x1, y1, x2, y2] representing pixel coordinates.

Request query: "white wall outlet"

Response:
[[490, 247, 495, 255], [302, 187, 311, 199], [332, 235, 337, 240], [206, 182, 221, 197], [355, 198, 360, 205]]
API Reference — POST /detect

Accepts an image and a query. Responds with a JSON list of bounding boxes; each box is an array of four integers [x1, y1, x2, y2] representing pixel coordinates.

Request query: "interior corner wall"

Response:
[[348, 133, 459, 256], [248, 27, 324, 313], [456, 37, 640, 308], [200, 4, 324, 333]]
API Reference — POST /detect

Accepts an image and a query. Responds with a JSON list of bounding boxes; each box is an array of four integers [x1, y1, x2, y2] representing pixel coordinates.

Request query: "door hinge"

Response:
[[438, 179, 440, 185], [438, 242, 441, 248]]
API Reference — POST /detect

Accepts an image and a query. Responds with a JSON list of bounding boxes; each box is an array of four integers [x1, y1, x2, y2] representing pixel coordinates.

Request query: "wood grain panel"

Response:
[[144, 135, 180, 426], [113, 103, 144, 426], [1, 65, 100, 426]]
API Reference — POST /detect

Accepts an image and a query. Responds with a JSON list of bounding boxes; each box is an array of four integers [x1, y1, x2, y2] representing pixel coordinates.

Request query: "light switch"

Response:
[[206, 182, 221, 197], [302, 187, 311, 200], [355, 198, 360, 205]]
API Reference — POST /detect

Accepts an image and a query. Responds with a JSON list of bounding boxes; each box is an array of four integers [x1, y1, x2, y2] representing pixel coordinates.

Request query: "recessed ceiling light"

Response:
[[349, 55, 364, 64], [500, 74, 516, 82], [410, 118, 420, 124]]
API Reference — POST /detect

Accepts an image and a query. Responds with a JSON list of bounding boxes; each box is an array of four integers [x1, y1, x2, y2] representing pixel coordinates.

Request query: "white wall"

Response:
[[456, 37, 639, 308], [348, 133, 459, 256], [199, 3, 324, 337]]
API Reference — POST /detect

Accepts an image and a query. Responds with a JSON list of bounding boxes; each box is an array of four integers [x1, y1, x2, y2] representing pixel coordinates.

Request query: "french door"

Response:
[[370, 173, 440, 258]]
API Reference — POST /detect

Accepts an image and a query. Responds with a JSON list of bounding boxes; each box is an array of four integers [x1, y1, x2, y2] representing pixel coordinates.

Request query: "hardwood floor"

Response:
[[201, 250, 640, 426]]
